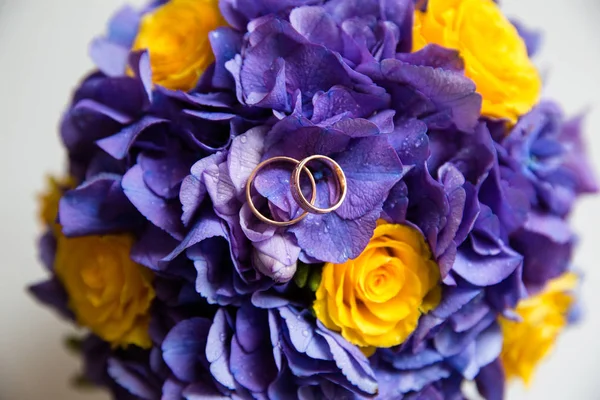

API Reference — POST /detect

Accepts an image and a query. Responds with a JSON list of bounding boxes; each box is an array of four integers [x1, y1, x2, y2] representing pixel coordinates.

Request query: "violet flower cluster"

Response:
[[30, 0, 596, 399]]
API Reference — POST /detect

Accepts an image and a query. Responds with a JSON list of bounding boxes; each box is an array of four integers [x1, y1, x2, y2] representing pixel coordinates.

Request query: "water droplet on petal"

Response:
[[302, 330, 309, 337], [240, 135, 247, 144]]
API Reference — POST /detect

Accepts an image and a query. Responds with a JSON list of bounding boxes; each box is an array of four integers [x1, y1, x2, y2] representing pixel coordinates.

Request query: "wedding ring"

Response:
[[291, 155, 347, 215], [246, 156, 317, 227]]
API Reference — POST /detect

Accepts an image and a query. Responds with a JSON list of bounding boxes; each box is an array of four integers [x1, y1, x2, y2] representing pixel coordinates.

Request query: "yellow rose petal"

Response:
[[313, 222, 441, 349], [413, 0, 541, 123], [132, 0, 227, 91], [499, 273, 577, 385], [55, 234, 155, 348]]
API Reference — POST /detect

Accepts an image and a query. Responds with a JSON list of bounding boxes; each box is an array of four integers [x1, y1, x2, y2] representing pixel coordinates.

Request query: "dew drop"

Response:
[[240, 135, 248, 144], [302, 330, 309, 337], [219, 333, 226, 342]]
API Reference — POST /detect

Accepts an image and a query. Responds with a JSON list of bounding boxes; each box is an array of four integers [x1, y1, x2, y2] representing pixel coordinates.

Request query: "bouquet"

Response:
[[31, 0, 597, 398]]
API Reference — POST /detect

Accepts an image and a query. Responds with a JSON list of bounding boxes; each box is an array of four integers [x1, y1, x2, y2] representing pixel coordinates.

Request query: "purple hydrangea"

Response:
[[500, 101, 598, 216]]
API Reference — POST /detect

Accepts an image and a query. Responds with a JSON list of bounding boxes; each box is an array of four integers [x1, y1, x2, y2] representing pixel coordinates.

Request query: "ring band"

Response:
[[246, 156, 317, 227], [291, 155, 347, 215]]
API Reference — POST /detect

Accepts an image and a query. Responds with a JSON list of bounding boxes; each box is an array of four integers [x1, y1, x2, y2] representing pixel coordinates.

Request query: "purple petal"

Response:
[[162, 212, 227, 264], [180, 152, 227, 227], [107, 358, 157, 400], [387, 349, 444, 370], [122, 164, 184, 240], [453, 242, 522, 287], [29, 279, 73, 319], [139, 151, 194, 199], [239, 203, 278, 243], [335, 136, 404, 220], [475, 359, 505, 400], [397, 364, 451, 393], [368, 110, 396, 134], [236, 304, 269, 353], [511, 19, 542, 57], [38, 231, 57, 271], [316, 330, 378, 395], [474, 323, 503, 371], [360, 58, 481, 132], [513, 211, 573, 290], [388, 118, 429, 166], [59, 173, 142, 236], [89, 38, 130, 77], [290, 184, 380, 263], [209, 27, 243, 89], [230, 307, 277, 392], [330, 118, 380, 138], [559, 114, 599, 194], [450, 299, 490, 333], [106, 5, 140, 47], [252, 233, 300, 282], [279, 307, 329, 360], [219, 0, 321, 31], [435, 164, 466, 256], [96, 116, 167, 160], [403, 167, 448, 252], [131, 225, 179, 270], [251, 292, 290, 309], [311, 86, 390, 123], [162, 318, 212, 382], [396, 44, 464, 73], [434, 312, 496, 357], [326, 0, 414, 52], [188, 237, 239, 306], [289, 6, 344, 53], [128, 51, 153, 102], [162, 379, 185, 400], [206, 309, 236, 390], [183, 382, 231, 400], [228, 127, 269, 199]]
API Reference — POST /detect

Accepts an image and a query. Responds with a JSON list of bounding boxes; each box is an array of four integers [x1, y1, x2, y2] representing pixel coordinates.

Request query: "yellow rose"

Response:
[[313, 223, 441, 349], [413, 0, 541, 123], [499, 273, 577, 385], [132, 0, 226, 91], [54, 234, 155, 348]]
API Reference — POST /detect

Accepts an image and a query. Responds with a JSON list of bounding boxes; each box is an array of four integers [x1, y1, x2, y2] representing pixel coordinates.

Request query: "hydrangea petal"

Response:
[[122, 164, 185, 240], [162, 318, 212, 382], [59, 173, 142, 236]]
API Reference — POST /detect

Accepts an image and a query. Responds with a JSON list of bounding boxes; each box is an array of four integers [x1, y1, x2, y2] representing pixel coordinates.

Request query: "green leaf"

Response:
[[308, 267, 322, 292], [293, 262, 310, 288]]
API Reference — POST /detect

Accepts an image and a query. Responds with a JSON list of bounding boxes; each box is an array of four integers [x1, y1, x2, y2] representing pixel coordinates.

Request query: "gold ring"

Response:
[[291, 155, 347, 215], [246, 156, 317, 227]]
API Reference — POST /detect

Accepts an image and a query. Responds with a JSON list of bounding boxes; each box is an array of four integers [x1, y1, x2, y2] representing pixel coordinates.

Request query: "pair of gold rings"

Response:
[[245, 155, 348, 227]]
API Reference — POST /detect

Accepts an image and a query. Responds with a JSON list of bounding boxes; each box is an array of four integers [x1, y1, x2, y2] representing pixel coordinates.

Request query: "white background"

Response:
[[0, 1, 598, 399]]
